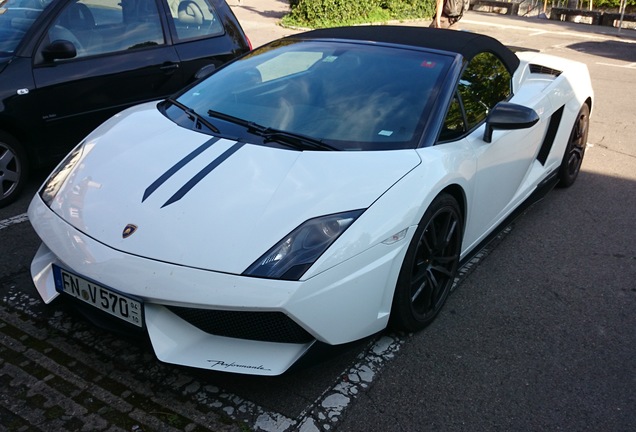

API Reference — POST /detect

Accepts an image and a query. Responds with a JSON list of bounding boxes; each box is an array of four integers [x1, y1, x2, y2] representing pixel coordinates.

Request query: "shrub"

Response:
[[282, 0, 436, 28], [380, 0, 436, 19]]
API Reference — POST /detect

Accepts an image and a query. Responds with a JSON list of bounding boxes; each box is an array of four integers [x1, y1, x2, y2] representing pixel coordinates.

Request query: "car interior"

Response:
[[45, 0, 224, 59]]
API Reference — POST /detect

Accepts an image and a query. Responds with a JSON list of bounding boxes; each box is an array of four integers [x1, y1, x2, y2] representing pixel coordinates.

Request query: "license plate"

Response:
[[53, 265, 143, 328]]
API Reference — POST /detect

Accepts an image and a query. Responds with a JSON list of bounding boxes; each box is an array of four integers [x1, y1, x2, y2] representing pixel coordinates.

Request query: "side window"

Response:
[[166, 0, 224, 41], [47, 0, 164, 59], [457, 52, 511, 131], [439, 94, 466, 142]]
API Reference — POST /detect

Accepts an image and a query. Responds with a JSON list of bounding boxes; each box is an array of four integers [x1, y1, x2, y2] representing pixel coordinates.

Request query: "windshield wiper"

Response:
[[207, 109, 336, 151], [167, 98, 219, 133], [258, 128, 337, 151], [206, 109, 253, 129]]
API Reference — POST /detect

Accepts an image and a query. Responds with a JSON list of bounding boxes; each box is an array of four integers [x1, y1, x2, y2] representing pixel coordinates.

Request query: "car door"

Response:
[[442, 52, 546, 249], [31, 0, 184, 159], [162, 0, 250, 82]]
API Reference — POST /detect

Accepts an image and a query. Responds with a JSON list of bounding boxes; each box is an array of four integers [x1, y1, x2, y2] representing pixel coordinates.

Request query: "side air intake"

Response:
[[529, 64, 562, 77]]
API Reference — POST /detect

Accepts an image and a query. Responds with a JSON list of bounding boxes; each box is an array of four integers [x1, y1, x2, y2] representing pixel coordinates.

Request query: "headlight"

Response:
[[39, 142, 85, 207], [243, 209, 364, 281]]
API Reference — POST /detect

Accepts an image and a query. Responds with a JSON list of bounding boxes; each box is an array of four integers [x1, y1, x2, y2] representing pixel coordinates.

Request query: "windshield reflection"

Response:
[[0, 0, 53, 54], [177, 39, 452, 151]]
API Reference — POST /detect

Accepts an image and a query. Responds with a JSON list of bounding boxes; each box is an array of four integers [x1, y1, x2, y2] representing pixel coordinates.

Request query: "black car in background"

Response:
[[0, 0, 250, 206]]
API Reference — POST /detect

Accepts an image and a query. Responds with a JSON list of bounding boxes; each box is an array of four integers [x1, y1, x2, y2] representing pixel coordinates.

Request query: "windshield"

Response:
[[0, 0, 53, 55], [175, 39, 453, 151]]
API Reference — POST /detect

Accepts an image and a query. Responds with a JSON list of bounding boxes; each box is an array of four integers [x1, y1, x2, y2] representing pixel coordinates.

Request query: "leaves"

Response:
[[283, 0, 435, 28]]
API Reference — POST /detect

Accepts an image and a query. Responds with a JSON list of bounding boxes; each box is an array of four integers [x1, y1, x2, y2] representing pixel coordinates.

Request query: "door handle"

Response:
[[160, 62, 180, 73]]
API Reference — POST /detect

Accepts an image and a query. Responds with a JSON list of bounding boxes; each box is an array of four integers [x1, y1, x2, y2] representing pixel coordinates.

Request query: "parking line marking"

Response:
[[596, 61, 636, 69], [461, 18, 618, 41], [0, 213, 29, 231]]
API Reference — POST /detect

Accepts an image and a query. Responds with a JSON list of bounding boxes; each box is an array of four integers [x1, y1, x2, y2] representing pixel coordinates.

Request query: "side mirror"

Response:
[[42, 40, 77, 62], [194, 64, 216, 81], [483, 102, 540, 143]]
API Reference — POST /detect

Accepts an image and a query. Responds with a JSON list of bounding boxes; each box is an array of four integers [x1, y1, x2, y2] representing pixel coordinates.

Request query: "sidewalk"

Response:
[[228, 0, 300, 48], [229, 0, 636, 49]]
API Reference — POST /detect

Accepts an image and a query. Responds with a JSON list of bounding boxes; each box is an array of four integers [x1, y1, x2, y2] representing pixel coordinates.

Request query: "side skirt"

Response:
[[458, 167, 559, 268]]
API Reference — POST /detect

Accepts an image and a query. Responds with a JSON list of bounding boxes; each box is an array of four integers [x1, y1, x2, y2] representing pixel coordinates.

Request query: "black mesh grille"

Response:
[[166, 307, 314, 344], [529, 64, 562, 77]]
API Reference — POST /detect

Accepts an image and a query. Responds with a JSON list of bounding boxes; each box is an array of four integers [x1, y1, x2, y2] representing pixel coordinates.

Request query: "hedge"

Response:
[[282, 0, 436, 28]]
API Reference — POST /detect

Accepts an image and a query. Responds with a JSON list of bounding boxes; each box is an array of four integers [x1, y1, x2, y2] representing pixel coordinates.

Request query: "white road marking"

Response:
[[596, 61, 636, 69], [461, 18, 623, 41], [0, 213, 29, 231]]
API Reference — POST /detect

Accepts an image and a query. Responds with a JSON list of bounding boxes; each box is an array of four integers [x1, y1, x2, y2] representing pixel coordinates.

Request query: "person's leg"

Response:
[[429, 15, 457, 29]]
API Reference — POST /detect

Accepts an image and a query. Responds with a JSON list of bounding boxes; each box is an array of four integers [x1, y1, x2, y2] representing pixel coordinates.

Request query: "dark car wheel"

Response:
[[558, 103, 590, 188], [390, 193, 463, 332], [0, 132, 28, 208]]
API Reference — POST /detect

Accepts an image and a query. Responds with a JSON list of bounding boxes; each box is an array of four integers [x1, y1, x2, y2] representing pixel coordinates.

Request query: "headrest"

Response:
[[177, 1, 203, 26]]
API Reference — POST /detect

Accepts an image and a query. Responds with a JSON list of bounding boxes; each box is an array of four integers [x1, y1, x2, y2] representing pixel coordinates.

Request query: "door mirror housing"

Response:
[[194, 64, 216, 81], [42, 40, 77, 62], [484, 102, 540, 143]]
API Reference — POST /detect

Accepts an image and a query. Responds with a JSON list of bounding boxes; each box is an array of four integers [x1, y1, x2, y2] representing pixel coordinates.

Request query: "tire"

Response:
[[557, 104, 589, 188], [0, 132, 29, 208], [389, 193, 463, 332]]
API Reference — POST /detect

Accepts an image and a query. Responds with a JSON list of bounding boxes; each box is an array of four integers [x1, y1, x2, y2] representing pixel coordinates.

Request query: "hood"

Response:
[[49, 102, 421, 274]]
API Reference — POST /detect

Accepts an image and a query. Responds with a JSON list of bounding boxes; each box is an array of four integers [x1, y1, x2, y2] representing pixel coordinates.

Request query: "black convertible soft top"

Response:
[[296, 26, 520, 74]]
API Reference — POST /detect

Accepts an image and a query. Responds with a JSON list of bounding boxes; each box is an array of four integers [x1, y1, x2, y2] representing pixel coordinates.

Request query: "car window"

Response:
[[0, 0, 54, 54], [47, 0, 164, 59], [457, 52, 511, 131], [176, 40, 454, 151], [439, 94, 466, 142], [165, 0, 224, 42]]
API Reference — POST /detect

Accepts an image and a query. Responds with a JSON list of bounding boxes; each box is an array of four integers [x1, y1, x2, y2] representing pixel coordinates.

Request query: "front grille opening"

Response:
[[529, 64, 562, 77], [167, 307, 314, 344]]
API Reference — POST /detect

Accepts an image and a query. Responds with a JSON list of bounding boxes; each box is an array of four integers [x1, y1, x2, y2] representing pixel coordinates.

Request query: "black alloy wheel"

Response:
[[0, 132, 27, 208], [390, 193, 463, 332], [558, 103, 590, 188]]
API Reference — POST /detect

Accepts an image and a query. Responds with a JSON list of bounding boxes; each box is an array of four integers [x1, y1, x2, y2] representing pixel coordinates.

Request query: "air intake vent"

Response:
[[529, 64, 562, 77], [167, 306, 315, 343]]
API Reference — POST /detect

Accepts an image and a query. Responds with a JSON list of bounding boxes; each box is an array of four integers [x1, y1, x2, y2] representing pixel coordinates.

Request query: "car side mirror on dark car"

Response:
[[483, 102, 540, 143], [42, 40, 77, 62], [194, 64, 217, 81]]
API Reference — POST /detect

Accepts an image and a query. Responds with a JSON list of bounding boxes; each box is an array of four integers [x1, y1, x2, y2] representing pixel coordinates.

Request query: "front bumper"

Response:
[[29, 195, 412, 375]]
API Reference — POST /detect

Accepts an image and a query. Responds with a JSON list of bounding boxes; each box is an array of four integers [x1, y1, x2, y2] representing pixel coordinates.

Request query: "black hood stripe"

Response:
[[142, 137, 221, 202], [161, 142, 245, 208]]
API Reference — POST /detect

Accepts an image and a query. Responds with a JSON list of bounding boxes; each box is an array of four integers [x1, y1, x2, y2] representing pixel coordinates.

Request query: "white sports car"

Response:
[[29, 26, 593, 375]]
